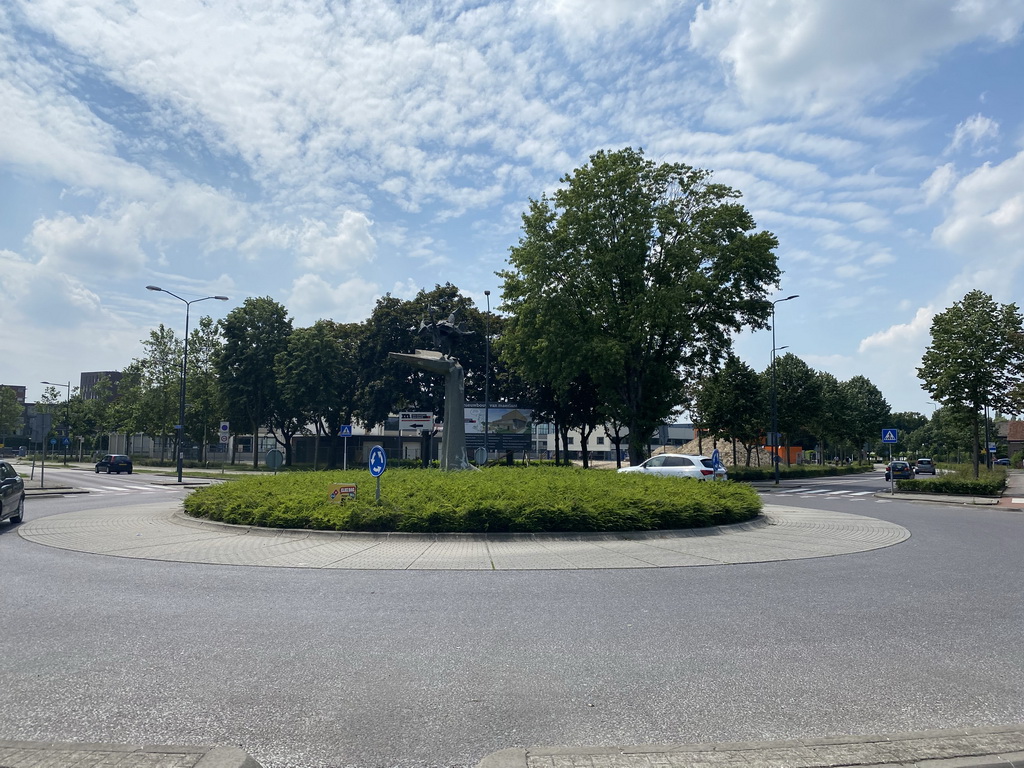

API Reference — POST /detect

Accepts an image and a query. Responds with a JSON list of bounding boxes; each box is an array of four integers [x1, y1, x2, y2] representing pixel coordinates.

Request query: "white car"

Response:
[[618, 454, 726, 480]]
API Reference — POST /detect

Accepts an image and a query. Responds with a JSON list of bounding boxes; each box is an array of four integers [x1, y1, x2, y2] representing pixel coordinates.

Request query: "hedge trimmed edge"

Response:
[[183, 467, 763, 533]]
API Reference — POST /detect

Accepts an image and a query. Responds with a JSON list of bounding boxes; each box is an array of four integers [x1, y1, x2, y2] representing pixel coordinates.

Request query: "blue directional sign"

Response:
[[339, 424, 352, 437], [711, 448, 721, 469], [881, 429, 898, 444], [368, 445, 387, 477]]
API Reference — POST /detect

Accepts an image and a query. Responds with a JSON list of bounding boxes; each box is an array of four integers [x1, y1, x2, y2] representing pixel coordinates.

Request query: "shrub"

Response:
[[896, 466, 1006, 496], [182, 466, 762, 533]]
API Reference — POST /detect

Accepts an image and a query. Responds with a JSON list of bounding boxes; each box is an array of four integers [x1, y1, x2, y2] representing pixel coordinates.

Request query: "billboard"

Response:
[[464, 404, 533, 451]]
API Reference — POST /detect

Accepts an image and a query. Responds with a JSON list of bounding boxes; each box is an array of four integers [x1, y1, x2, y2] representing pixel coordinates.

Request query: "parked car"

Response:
[[885, 460, 913, 481], [994, 458, 1011, 466], [95, 454, 133, 474], [618, 454, 727, 481], [914, 458, 936, 474], [0, 460, 26, 525]]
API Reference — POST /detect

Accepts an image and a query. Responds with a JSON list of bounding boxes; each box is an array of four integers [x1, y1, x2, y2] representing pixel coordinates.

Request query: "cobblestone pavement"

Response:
[[0, 739, 261, 768], [478, 726, 1024, 768], [17, 501, 909, 570]]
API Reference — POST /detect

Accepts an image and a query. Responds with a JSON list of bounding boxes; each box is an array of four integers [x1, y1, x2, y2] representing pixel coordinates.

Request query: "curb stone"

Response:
[[0, 739, 263, 768], [475, 726, 1024, 768]]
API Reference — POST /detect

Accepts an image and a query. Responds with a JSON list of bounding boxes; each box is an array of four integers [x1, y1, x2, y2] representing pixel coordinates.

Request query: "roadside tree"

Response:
[[217, 297, 293, 468], [918, 290, 1024, 477], [501, 147, 780, 464]]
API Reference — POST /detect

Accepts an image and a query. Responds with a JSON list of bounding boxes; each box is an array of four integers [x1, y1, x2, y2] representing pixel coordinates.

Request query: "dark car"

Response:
[[95, 454, 133, 474], [994, 458, 1011, 467], [885, 461, 913, 481], [914, 458, 936, 474], [0, 460, 26, 525]]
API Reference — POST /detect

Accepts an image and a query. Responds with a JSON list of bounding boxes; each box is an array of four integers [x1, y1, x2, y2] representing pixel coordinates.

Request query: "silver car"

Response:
[[618, 453, 727, 481], [914, 458, 936, 474]]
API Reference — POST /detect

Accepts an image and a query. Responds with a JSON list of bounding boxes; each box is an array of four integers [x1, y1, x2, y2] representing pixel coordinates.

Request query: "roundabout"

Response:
[[17, 501, 909, 569]]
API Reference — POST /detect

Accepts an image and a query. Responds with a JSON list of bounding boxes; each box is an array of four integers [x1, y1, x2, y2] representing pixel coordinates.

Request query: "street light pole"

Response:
[[147, 286, 229, 483], [41, 380, 71, 464], [484, 290, 491, 461], [770, 294, 799, 485]]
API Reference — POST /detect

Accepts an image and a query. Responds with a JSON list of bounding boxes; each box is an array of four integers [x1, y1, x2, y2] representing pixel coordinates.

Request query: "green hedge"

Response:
[[182, 466, 762, 533], [895, 468, 1006, 496]]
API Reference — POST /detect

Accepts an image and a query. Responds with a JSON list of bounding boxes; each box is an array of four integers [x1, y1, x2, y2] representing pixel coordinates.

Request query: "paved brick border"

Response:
[[18, 502, 909, 570], [477, 725, 1024, 768]]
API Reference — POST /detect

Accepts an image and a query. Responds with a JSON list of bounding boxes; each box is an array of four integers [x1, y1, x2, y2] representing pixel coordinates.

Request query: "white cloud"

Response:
[[285, 273, 381, 326], [297, 212, 377, 273], [932, 151, 1024, 263], [947, 114, 1000, 154], [859, 306, 934, 353], [689, 0, 1024, 118], [922, 163, 958, 205]]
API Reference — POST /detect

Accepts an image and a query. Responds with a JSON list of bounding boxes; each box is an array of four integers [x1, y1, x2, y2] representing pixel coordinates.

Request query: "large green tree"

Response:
[[842, 375, 891, 461], [695, 355, 766, 466], [500, 147, 780, 464], [217, 297, 293, 467], [186, 315, 225, 462], [770, 352, 823, 464], [918, 290, 1024, 477], [356, 284, 488, 430], [276, 320, 363, 467]]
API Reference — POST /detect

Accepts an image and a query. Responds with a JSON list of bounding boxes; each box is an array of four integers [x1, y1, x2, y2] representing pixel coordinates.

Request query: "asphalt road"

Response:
[[1, 475, 1022, 768]]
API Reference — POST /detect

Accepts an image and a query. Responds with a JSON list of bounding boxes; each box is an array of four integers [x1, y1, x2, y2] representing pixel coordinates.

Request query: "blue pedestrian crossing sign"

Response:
[[368, 445, 387, 477], [339, 424, 352, 437], [881, 429, 898, 444]]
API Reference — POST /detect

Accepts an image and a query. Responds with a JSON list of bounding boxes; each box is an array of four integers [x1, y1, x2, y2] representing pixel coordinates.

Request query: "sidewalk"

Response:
[[477, 725, 1024, 768], [0, 739, 262, 768]]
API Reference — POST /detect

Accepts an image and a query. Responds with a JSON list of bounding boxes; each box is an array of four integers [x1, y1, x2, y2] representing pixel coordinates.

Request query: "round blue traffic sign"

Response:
[[368, 445, 387, 477]]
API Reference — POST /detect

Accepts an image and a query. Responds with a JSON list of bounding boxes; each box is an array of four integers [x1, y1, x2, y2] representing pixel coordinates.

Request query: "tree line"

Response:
[[28, 149, 1024, 473]]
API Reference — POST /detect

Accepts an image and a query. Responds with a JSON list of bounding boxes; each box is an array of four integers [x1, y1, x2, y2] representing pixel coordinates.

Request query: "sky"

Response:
[[3, 0, 1024, 416]]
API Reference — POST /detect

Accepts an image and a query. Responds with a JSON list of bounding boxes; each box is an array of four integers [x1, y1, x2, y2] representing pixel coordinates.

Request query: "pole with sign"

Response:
[[369, 445, 387, 503], [881, 428, 898, 492], [339, 425, 352, 470]]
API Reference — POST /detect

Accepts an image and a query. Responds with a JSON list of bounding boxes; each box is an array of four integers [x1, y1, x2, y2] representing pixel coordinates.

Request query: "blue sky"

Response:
[[3, 0, 1023, 415]]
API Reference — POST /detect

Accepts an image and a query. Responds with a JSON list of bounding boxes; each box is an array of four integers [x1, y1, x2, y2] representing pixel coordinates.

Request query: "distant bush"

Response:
[[183, 466, 762, 533], [896, 466, 1005, 496]]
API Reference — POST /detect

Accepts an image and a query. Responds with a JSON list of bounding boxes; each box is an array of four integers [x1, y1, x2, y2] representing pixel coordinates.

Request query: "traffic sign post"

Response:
[[369, 445, 386, 503], [339, 425, 353, 470], [265, 448, 284, 474], [711, 448, 722, 480], [882, 429, 898, 493]]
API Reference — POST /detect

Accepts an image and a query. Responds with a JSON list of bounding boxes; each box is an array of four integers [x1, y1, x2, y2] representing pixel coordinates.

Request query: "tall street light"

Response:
[[770, 294, 799, 485], [40, 380, 71, 464], [147, 286, 229, 483], [484, 290, 491, 460]]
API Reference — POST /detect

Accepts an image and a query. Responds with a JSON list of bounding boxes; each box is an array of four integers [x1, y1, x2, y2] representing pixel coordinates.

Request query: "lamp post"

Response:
[[147, 286, 229, 483], [40, 380, 71, 464], [484, 290, 491, 460], [770, 294, 799, 485]]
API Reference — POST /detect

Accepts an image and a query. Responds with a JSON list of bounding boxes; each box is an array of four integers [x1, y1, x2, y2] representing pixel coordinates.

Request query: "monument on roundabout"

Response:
[[388, 307, 475, 470]]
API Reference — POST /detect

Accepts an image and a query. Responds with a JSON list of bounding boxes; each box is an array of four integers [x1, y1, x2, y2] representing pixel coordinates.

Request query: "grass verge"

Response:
[[182, 466, 762, 533]]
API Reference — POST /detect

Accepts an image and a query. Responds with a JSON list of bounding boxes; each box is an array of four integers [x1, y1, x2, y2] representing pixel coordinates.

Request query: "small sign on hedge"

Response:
[[329, 483, 357, 502]]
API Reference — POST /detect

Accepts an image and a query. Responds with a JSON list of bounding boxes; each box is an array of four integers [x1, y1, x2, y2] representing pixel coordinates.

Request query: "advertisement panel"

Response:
[[464, 404, 533, 452]]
